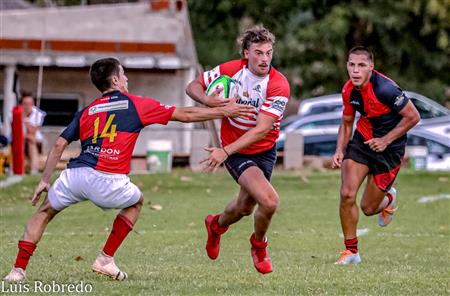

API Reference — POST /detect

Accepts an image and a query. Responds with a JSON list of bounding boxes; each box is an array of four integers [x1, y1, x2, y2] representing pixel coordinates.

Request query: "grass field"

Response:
[[0, 168, 449, 295]]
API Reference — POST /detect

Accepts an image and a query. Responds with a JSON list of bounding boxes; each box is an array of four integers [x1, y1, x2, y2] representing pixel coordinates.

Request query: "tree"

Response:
[[189, 0, 449, 103]]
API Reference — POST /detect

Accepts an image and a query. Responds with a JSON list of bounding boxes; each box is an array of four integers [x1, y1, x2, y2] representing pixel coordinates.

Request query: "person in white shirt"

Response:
[[21, 93, 46, 175]]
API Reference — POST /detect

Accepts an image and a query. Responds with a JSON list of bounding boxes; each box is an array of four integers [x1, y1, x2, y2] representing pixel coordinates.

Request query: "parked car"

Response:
[[407, 127, 450, 171], [278, 110, 346, 151], [297, 94, 343, 116], [416, 115, 450, 138], [279, 124, 450, 171], [301, 128, 339, 156], [297, 91, 450, 122], [278, 91, 450, 151], [277, 126, 339, 155], [276, 112, 342, 151]]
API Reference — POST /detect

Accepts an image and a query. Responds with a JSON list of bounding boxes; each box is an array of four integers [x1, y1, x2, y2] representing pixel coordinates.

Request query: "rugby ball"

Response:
[[205, 75, 238, 99]]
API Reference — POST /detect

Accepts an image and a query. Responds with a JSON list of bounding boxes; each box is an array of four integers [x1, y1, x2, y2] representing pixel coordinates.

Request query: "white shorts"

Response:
[[47, 167, 141, 211]]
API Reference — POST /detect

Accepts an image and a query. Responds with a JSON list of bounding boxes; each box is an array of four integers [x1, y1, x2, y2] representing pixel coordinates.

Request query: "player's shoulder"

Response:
[[342, 79, 353, 91], [122, 91, 164, 104], [82, 96, 104, 115], [121, 91, 142, 101], [269, 67, 288, 83], [268, 67, 290, 92], [342, 80, 354, 99], [371, 71, 402, 99], [219, 59, 247, 75]]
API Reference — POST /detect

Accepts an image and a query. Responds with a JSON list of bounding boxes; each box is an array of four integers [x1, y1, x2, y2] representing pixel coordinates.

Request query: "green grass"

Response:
[[0, 169, 449, 295]]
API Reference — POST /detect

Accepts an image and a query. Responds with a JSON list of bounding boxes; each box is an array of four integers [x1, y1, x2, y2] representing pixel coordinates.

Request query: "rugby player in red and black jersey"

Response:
[[332, 46, 420, 265], [186, 25, 290, 274], [3, 58, 254, 282]]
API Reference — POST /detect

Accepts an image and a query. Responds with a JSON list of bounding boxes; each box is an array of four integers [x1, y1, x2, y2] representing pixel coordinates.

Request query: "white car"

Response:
[[297, 91, 450, 121], [279, 124, 450, 172], [293, 91, 450, 138], [407, 128, 450, 171], [276, 111, 342, 151], [297, 94, 343, 116]]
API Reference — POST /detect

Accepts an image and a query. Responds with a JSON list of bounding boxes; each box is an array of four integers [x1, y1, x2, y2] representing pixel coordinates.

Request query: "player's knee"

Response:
[[134, 195, 144, 208], [361, 204, 376, 216], [340, 187, 357, 203], [260, 192, 279, 214]]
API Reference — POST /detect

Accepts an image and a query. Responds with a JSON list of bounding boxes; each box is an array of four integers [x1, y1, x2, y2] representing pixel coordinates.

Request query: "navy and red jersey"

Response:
[[60, 90, 175, 174], [342, 70, 410, 150]]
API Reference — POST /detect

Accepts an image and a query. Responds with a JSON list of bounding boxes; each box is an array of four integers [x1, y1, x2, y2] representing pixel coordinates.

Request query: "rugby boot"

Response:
[[3, 267, 26, 282], [378, 187, 397, 227], [334, 249, 361, 265], [204, 214, 228, 260], [92, 252, 128, 280], [250, 233, 273, 274]]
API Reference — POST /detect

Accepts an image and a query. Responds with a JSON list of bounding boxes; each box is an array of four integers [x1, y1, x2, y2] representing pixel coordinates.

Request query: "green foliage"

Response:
[[0, 169, 448, 295], [189, 0, 449, 103]]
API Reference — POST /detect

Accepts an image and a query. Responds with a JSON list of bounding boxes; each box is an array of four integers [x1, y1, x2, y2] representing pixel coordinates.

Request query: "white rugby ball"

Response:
[[206, 75, 238, 99]]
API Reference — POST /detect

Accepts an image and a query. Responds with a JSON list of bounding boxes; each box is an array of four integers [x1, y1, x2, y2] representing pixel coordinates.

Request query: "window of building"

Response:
[[39, 93, 82, 126]]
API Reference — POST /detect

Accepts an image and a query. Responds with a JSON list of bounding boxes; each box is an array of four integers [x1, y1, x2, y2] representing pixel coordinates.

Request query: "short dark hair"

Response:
[[238, 25, 275, 57], [89, 58, 121, 92], [20, 91, 34, 104], [348, 46, 374, 62]]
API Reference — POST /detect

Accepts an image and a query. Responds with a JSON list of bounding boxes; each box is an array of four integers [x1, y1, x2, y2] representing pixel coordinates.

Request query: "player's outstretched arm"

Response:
[[186, 77, 227, 107], [31, 137, 68, 206], [170, 96, 255, 123]]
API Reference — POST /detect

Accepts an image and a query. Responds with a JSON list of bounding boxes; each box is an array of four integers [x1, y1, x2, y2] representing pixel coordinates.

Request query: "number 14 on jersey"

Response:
[[92, 114, 117, 143]]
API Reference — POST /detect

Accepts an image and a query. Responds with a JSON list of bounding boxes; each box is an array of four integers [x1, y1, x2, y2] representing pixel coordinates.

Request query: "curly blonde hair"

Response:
[[238, 25, 275, 57]]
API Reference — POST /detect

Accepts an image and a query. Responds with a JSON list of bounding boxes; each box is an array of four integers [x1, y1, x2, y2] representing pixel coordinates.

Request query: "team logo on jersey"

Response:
[[243, 91, 250, 98], [161, 103, 173, 110], [394, 93, 406, 106], [270, 97, 287, 113], [253, 85, 262, 93], [89, 100, 129, 115], [236, 96, 260, 108]]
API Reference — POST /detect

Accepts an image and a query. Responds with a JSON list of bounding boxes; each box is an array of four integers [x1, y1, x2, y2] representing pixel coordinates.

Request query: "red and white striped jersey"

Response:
[[201, 59, 290, 154]]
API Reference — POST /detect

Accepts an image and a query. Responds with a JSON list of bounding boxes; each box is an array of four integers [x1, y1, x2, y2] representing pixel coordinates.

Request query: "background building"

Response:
[[0, 0, 197, 161]]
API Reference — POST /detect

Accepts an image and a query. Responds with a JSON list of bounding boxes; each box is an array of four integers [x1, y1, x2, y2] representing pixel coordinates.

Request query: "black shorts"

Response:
[[224, 145, 277, 183], [344, 132, 404, 192]]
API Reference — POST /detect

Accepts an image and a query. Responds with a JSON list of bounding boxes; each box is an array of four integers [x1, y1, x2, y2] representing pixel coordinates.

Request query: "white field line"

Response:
[[0, 176, 23, 188], [417, 194, 450, 203]]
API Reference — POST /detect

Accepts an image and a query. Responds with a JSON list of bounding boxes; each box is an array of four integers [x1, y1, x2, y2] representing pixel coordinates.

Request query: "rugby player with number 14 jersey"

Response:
[[3, 58, 254, 282]]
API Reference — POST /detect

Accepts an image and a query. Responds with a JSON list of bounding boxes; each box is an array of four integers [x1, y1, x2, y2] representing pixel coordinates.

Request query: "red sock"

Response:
[[14, 240, 37, 270], [211, 215, 228, 235], [103, 214, 133, 257], [344, 237, 358, 254]]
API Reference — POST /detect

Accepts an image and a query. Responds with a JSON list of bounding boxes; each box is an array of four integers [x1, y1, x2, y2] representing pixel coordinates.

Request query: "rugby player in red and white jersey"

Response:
[[186, 25, 290, 274], [3, 58, 254, 282]]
